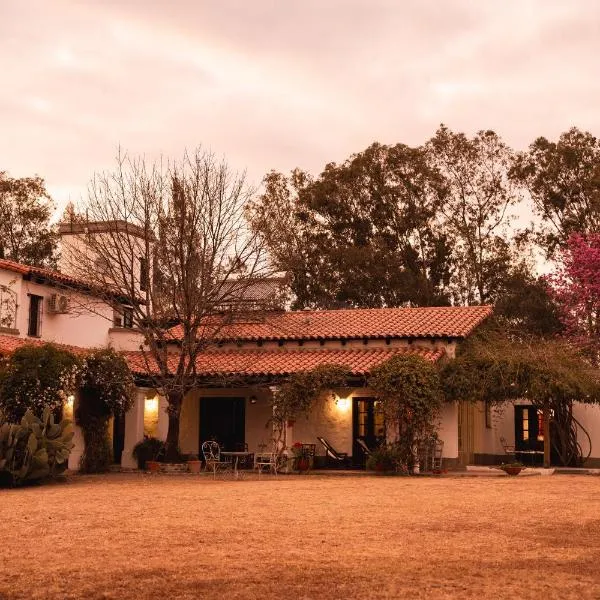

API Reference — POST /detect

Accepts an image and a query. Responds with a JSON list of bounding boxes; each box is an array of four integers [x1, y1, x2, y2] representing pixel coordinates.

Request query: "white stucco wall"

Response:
[[0, 268, 114, 347]]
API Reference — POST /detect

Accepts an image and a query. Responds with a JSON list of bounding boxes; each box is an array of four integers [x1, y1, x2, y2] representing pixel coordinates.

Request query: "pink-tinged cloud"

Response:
[[1, 0, 599, 217]]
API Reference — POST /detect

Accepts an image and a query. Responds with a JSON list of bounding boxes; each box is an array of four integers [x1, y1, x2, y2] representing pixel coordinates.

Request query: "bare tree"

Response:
[[61, 148, 273, 460]]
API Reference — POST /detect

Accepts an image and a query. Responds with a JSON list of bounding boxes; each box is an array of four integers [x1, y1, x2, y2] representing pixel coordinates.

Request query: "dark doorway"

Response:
[[352, 397, 385, 467], [112, 412, 126, 465], [199, 397, 245, 451], [514, 405, 544, 465]]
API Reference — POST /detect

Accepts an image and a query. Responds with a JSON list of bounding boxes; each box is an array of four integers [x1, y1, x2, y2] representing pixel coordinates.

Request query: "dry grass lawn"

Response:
[[1, 473, 600, 599]]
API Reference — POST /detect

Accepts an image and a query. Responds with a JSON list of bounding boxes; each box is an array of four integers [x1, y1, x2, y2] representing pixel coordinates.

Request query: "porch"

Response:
[[110, 386, 460, 471]]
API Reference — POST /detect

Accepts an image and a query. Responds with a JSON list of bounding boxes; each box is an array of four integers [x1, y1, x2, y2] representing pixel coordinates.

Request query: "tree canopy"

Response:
[[248, 143, 453, 308], [511, 127, 600, 256], [0, 172, 58, 267]]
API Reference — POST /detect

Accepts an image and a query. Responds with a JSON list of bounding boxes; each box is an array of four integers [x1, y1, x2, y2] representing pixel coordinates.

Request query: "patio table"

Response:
[[220, 451, 252, 479]]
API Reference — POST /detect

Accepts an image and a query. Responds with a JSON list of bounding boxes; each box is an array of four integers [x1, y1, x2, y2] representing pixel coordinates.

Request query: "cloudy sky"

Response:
[[1, 0, 599, 216]]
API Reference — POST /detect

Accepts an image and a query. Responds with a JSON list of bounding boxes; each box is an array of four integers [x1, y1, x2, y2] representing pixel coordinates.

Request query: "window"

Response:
[[113, 306, 134, 329], [123, 306, 133, 329], [27, 294, 43, 337], [139, 257, 149, 292]]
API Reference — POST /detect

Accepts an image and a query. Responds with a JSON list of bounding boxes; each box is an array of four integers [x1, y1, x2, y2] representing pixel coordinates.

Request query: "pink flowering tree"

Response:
[[547, 233, 600, 362]]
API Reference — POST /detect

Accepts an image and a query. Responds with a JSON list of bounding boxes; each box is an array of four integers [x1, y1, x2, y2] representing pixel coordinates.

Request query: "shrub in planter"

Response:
[[132, 437, 165, 470], [366, 445, 399, 474]]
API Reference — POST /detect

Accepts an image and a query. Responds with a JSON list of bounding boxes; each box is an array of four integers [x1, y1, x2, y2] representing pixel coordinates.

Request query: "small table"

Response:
[[220, 451, 252, 479]]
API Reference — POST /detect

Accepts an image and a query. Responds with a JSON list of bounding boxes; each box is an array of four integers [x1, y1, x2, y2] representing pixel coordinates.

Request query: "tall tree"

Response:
[[511, 127, 600, 256], [493, 268, 563, 338], [0, 172, 58, 267], [249, 143, 453, 308], [547, 233, 600, 362], [61, 149, 272, 460], [426, 126, 520, 305]]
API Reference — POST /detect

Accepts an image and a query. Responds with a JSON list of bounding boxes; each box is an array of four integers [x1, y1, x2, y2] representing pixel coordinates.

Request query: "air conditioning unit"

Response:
[[48, 294, 69, 314]]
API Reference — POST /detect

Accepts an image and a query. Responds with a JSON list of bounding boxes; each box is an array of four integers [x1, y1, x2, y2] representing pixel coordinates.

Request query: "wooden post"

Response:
[[543, 403, 551, 468]]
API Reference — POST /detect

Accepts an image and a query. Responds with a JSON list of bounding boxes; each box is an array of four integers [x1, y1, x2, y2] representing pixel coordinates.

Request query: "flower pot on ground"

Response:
[[187, 455, 202, 474], [295, 458, 310, 472], [146, 460, 161, 473], [366, 445, 398, 475], [291, 442, 312, 472], [499, 462, 524, 476]]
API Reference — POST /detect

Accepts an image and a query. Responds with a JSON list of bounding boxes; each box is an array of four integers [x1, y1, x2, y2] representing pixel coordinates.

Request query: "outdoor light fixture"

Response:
[[249, 395, 257, 404], [63, 395, 75, 419], [144, 396, 159, 437], [335, 396, 351, 411], [145, 397, 158, 413]]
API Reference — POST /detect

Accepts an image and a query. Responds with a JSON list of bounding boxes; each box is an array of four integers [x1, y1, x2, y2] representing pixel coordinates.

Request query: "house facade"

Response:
[[2, 248, 600, 470]]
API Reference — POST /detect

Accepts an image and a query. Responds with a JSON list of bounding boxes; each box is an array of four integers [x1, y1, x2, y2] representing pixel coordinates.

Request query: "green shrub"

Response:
[[77, 349, 135, 473], [365, 445, 399, 474], [0, 345, 79, 422]]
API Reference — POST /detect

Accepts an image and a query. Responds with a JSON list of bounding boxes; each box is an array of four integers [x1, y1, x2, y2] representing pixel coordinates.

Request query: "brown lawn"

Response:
[[1, 473, 600, 599]]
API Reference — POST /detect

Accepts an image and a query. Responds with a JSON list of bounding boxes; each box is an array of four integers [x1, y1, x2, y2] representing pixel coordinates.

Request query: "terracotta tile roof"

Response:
[[124, 346, 445, 377], [0, 334, 443, 377], [0, 334, 88, 357], [0, 258, 90, 288], [0, 258, 140, 303], [167, 305, 492, 342]]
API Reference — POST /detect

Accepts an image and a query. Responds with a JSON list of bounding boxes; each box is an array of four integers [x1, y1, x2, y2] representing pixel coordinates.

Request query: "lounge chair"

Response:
[[317, 436, 350, 468], [356, 438, 372, 457]]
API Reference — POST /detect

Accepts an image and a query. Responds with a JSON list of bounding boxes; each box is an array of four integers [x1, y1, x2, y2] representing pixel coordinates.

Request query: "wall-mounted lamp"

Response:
[[335, 396, 351, 411], [144, 396, 159, 437], [249, 395, 257, 405], [64, 395, 75, 419]]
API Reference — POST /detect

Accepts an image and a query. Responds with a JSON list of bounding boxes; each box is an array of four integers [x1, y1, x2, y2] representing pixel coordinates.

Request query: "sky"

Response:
[[1, 0, 600, 218]]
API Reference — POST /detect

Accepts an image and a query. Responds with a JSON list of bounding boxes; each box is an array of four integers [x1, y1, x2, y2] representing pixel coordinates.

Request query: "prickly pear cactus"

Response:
[[0, 408, 74, 486]]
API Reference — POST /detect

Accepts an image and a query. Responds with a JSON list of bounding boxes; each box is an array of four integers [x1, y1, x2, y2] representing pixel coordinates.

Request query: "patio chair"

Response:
[[201, 441, 233, 478], [317, 436, 350, 468], [500, 436, 516, 458], [254, 449, 278, 476], [431, 440, 444, 472]]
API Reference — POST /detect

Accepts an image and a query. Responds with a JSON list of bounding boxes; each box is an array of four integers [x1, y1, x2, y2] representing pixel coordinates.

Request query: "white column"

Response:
[[157, 394, 169, 441], [121, 388, 146, 468], [67, 395, 84, 471]]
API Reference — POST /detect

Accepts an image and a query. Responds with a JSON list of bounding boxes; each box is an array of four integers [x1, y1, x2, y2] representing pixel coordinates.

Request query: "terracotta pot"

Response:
[[502, 466, 523, 476], [296, 458, 310, 472], [188, 460, 202, 474], [146, 460, 161, 473]]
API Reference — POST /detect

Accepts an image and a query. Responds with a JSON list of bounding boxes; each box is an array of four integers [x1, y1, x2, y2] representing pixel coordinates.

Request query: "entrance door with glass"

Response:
[[352, 397, 385, 467], [199, 397, 245, 451]]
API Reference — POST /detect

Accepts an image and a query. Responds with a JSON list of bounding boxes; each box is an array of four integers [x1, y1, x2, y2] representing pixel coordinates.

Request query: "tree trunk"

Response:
[[543, 403, 551, 468], [165, 390, 184, 462]]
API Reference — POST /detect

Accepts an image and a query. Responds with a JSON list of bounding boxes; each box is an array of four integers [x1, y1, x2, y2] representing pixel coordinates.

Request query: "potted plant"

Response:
[[499, 461, 525, 476], [366, 445, 398, 475], [187, 454, 202, 474], [291, 442, 311, 472], [132, 437, 165, 471]]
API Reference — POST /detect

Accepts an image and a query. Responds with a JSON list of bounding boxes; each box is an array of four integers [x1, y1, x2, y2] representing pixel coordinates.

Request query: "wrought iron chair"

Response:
[[254, 444, 278, 476], [317, 436, 350, 468], [432, 440, 444, 472], [201, 441, 233, 478], [500, 436, 516, 458]]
